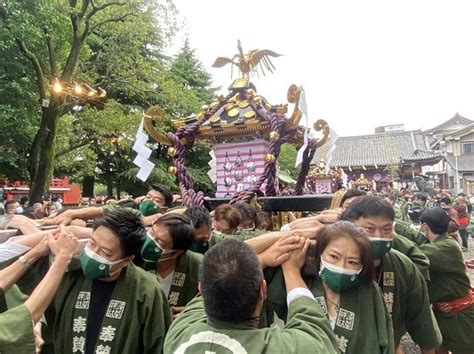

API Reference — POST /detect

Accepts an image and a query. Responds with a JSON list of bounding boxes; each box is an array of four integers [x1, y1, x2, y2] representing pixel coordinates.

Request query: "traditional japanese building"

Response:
[[313, 128, 442, 192], [423, 113, 474, 194]]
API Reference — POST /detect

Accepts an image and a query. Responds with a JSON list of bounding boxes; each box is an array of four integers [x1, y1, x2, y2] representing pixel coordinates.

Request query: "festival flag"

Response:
[[133, 116, 155, 182], [325, 128, 339, 174], [207, 150, 217, 183], [295, 88, 310, 167]]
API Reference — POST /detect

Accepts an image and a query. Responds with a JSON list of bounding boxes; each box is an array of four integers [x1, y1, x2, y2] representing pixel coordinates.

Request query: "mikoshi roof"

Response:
[[312, 130, 443, 168], [171, 78, 304, 143]]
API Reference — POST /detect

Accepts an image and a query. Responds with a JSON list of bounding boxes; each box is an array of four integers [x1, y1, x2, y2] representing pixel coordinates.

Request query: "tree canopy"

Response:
[[0, 0, 217, 199]]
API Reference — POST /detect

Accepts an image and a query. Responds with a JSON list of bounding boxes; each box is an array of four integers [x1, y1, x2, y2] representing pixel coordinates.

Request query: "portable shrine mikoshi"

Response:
[[144, 41, 331, 209]]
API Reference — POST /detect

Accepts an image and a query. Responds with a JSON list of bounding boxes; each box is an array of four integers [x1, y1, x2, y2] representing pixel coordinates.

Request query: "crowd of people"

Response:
[[0, 183, 472, 353]]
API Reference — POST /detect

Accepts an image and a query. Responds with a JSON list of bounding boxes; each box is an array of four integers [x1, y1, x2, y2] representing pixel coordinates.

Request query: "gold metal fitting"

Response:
[[264, 153, 276, 163], [167, 147, 178, 157], [244, 111, 256, 119], [210, 101, 220, 109], [196, 112, 205, 120], [168, 166, 177, 175], [269, 131, 280, 141]]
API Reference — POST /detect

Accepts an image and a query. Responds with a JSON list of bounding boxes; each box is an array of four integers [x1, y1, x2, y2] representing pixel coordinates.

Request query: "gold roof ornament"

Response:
[[143, 106, 172, 146], [349, 173, 374, 190], [143, 42, 329, 151], [212, 40, 282, 78], [141, 40, 333, 207]]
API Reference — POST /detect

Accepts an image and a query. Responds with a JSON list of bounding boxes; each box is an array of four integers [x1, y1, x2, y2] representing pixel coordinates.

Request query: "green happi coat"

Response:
[[168, 251, 202, 307], [164, 295, 338, 353], [52, 263, 172, 354], [394, 201, 409, 221], [392, 234, 431, 281], [4, 284, 28, 310], [379, 249, 441, 349], [147, 251, 203, 308], [267, 269, 394, 354], [0, 304, 35, 353], [212, 229, 264, 243], [395, 220, 474, 353], [234, 228, 265, 240]]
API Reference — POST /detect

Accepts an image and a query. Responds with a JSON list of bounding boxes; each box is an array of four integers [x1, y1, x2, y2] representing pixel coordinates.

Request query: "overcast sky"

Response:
[[169, 0, 474, 136]]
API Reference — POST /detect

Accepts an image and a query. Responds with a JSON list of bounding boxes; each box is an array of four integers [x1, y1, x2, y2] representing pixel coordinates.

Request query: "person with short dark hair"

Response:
[[396, 207, 474, 354], [10, 209, 172, 353], [407, 193, 428, 224], [164, 238, 339, 353], [267, 221, 394, 353], [184, 206, 213, 254], [235, 203, 257, 230], [137, 213, 202, 319], [339, 189, 367, 209], [434, 196, 462, 242], [19, 197, 29, 209], [43, 184, 174, 226], [342, 196, 442, 353], [149, 184, 174, 208], [4, 200, 21, 216]]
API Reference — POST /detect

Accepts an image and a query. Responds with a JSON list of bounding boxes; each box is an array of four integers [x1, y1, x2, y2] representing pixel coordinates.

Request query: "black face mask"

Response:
[[189, 240, 209, 254]]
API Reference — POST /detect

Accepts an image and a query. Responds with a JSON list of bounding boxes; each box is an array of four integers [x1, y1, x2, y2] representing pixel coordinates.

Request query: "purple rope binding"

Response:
[[294, 139, 318, 195], [168, 92, 234, 207]]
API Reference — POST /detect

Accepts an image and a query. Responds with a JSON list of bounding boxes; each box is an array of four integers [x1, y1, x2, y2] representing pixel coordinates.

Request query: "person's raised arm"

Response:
[[0, 237, 50, 292], [257, 234, 301, 269], [24, 227, 77, 323], [246, 228, 320, 254], [0, 225, 91, 263], [280, 238, 338, 353], [41, 207, 103, 226], [281, 238, 310, 292], [65, 225, 93, 240], [285, 211, 341, 231], [5, 215, 41, 235], [6, 229, 56, 248]]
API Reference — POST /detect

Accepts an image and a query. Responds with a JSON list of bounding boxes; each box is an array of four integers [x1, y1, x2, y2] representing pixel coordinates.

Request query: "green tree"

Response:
[[0, 1, 218, 199], [54, 100, 141, 197], [169, 38, 215, 115], [278, 143, 299, 178], [0, 0, 177, 202]]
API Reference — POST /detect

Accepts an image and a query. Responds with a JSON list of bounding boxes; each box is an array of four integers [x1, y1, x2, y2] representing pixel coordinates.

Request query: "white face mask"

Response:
[[320, 258, 362, 276], [157, 250, 177, 262], [15, 206, 24, 214], [84, 245, 123, 266]]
